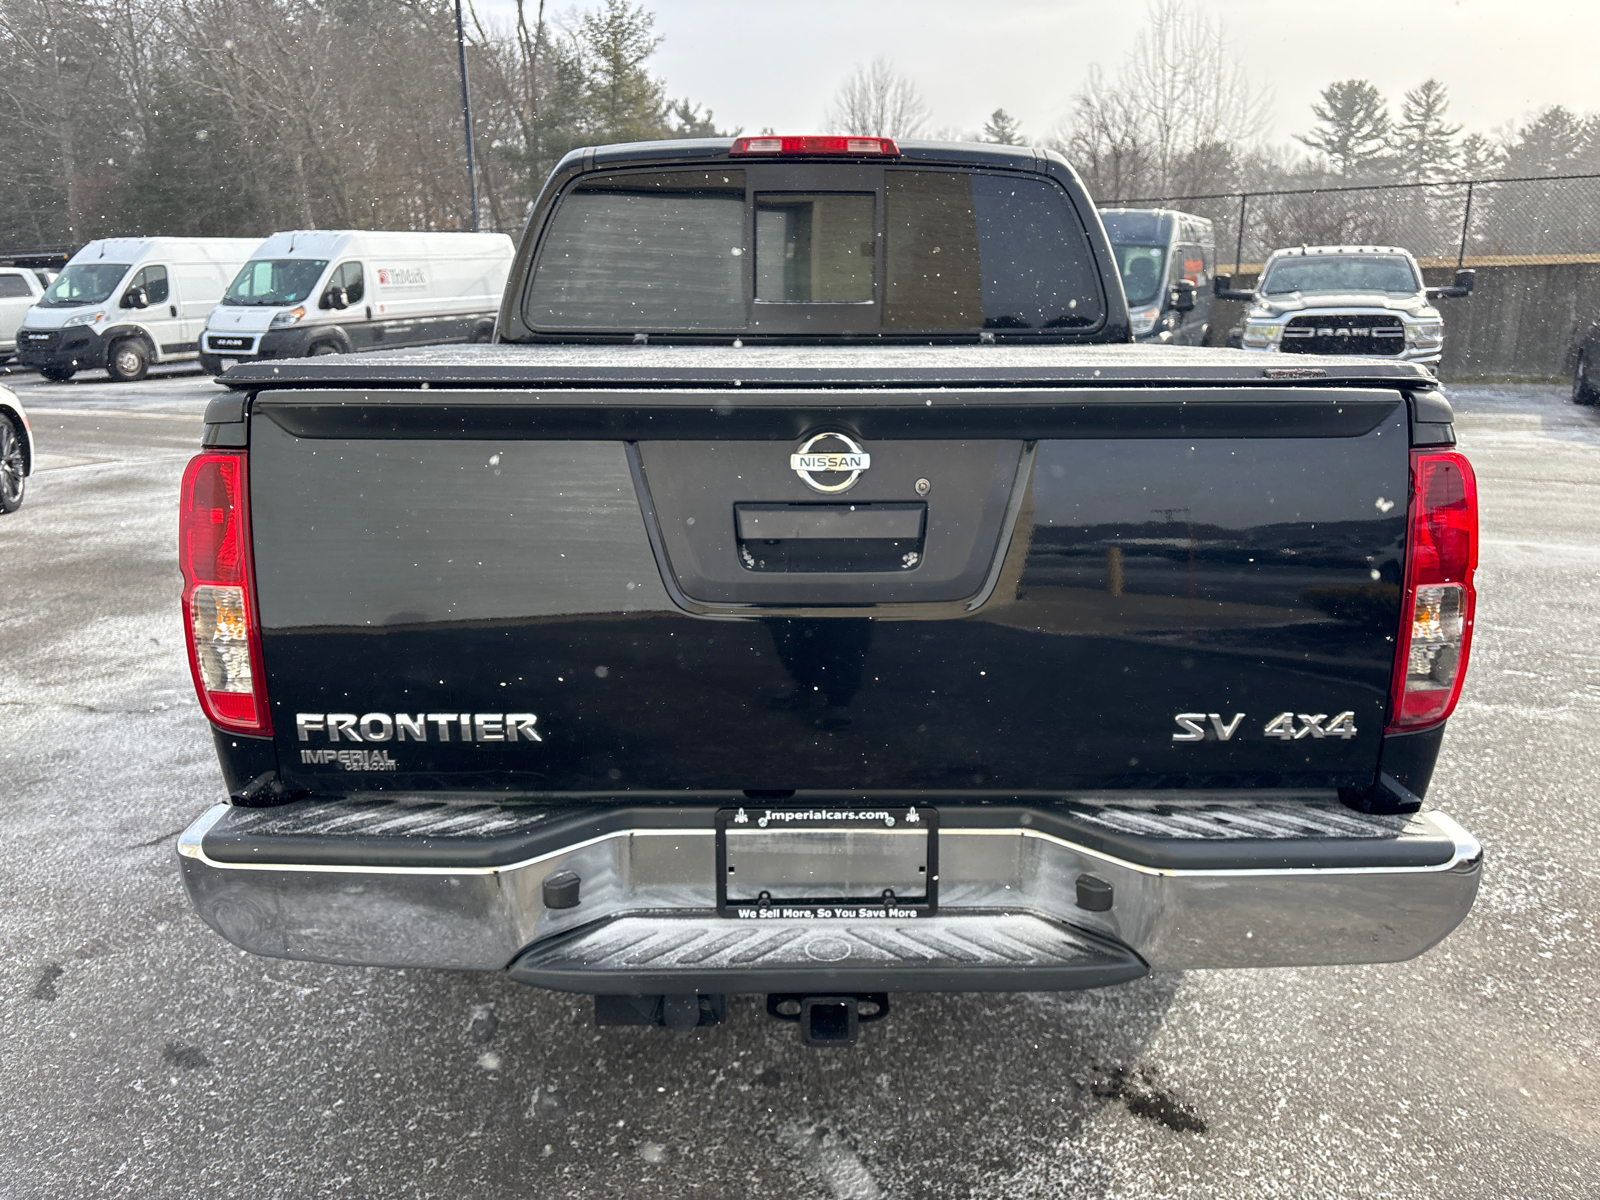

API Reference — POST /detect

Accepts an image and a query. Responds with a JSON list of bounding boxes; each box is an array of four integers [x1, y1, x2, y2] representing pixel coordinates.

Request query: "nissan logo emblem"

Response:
[[789, 432, 871, 494]]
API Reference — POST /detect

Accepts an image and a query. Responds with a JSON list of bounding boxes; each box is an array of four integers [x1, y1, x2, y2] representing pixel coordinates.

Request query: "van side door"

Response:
[[123, 265, 182, 356], [321, 262, 370, 349]]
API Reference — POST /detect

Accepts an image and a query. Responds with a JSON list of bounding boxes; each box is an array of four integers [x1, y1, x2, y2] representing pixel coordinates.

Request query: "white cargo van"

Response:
[[15, 238, 262, 381], [200, 230, 513, 372]]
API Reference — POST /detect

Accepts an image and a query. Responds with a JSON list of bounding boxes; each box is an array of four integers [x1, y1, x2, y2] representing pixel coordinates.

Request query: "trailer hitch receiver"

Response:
[[766, 993, 890, 1047]]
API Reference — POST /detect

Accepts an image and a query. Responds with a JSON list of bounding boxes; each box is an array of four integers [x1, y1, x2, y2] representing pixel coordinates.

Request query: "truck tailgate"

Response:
[[242, 380, 1411, 797]]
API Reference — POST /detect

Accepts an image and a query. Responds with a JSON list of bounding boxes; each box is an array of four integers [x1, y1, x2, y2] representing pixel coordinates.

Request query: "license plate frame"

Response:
[[715, 805, 938, 919]]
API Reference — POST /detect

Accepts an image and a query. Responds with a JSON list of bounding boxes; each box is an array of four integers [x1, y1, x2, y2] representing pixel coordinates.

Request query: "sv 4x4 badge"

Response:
[[1172, 711, 1357, 742]]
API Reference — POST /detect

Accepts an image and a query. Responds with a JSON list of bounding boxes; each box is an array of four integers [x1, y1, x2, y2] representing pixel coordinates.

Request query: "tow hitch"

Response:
[[766, 993, 890, 1047]]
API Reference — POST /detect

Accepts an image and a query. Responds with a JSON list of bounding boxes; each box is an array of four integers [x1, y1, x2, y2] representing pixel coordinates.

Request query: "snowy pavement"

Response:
[[0, 374, 1596, 1198]]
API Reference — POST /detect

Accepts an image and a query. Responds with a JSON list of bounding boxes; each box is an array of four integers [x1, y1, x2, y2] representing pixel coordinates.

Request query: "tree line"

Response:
[[824, 2, 1600, 260], [1046, 2, 1600, 259], [0, 0, 728, 250], [824, 6, 1600, 202], [4, 0, 1595, 255]]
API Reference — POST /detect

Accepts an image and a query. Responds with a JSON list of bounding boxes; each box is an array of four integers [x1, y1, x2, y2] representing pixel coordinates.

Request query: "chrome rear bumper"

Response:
[[177, 797, 1481, 990]]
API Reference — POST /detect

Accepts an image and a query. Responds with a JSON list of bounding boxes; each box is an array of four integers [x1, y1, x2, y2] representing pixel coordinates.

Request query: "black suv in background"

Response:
[[1573, 321, 1600, 404]]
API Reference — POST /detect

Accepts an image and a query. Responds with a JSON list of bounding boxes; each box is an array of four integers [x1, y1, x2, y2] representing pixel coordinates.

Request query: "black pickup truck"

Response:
[[176, 137, 1481, 1046]]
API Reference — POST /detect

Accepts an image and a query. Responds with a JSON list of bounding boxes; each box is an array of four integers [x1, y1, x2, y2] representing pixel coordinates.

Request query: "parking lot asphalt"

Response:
[[1, 368, 1597, 1199]]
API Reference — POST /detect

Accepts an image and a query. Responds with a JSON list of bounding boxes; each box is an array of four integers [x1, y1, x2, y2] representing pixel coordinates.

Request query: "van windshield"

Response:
[[224, 259, 330, 305], [1260, 255, 1419, 296], [1111, 244, 1167, 306], [39, 264, 130, 308]]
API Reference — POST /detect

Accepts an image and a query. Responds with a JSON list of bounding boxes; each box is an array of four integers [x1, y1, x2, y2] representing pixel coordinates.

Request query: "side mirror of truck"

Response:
[[1171, 279, 1197, 312], [121, 285, 148, 310], [321, 286, 349, 311], [1213, 274, 1256, 302], [1427, 269, 1476, 301]]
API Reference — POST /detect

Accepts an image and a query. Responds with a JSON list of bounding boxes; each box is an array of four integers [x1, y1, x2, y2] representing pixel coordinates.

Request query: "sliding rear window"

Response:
[[524, 165, 1103, 336]]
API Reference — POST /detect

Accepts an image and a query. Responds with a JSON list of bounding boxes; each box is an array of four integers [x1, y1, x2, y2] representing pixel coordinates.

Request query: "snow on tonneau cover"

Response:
[[176, 140, 1480, 1029]]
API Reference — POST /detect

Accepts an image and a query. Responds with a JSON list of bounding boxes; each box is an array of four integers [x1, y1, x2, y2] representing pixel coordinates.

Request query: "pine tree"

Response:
[[982, 108, 1024, 145], [1456, 132, 1500, 179], [1295, 80, 1393, 178], [575, 0, 668, 143], [1393, 79, 1460, 182], [665, 99, 733, 139], [1502, 106, 1588, 175]]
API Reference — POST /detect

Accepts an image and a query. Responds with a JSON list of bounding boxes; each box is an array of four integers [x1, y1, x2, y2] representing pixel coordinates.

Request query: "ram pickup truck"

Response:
[[175, 137, 1481, 1047], [1217, 244, 1475, 366]]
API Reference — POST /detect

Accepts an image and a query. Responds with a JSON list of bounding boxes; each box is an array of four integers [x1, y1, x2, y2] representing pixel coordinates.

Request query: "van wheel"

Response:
[[0, 412, 25, 513], [309, 342, 340, 356], [1574, 351, 1598, 405], [107, 338, 151, 382], [198, 353, 225, 376], [39, 366, 75, 383]]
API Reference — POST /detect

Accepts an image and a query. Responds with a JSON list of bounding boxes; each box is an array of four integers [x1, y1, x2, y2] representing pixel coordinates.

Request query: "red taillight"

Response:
[[1387, 449, 1478, 733], [179, 452, 271, 735], [730, 135, 900, 157]]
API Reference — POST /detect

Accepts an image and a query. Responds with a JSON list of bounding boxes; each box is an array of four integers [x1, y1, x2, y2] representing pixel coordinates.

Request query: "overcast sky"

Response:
[[484, 0, 1600, 149]]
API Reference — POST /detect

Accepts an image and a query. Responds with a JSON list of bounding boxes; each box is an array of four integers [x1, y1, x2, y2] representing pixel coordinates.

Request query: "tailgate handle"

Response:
[[735, 503, 925, 541]]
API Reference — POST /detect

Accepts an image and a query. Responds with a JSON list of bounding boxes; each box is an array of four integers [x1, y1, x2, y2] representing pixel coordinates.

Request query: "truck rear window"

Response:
[[525, 171, 746, 330], [524, 166, 1103, 336], [884, 172, 1100, 330]]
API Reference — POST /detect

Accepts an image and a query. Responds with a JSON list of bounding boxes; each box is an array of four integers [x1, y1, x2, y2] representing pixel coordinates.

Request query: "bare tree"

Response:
[[1124, 0, 1269, 192], [1054, 65, 1155, 201], [824, 57, 928, 139], [169, 0, 348, 227], [0, 0, 125, 239], [0, 0, 734, 243], [1051, 0, 1268, 200]]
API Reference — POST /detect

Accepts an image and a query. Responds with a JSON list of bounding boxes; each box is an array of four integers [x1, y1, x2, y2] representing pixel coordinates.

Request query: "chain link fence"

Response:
[[1103, 173, 1600, 272]]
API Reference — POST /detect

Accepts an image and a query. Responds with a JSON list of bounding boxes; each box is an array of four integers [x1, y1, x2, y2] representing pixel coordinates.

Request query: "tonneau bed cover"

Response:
[[221, 343, 1441, 390]]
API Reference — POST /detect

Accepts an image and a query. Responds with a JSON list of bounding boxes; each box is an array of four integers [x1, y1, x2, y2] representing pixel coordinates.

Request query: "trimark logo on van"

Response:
[[375, 265, 427, 288]]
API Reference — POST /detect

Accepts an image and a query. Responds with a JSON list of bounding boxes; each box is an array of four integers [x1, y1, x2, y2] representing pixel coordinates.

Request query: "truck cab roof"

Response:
[[574, 137, 1048, 173], [1265, 245, 1419, 261], [496, 137, 1123, 347]]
